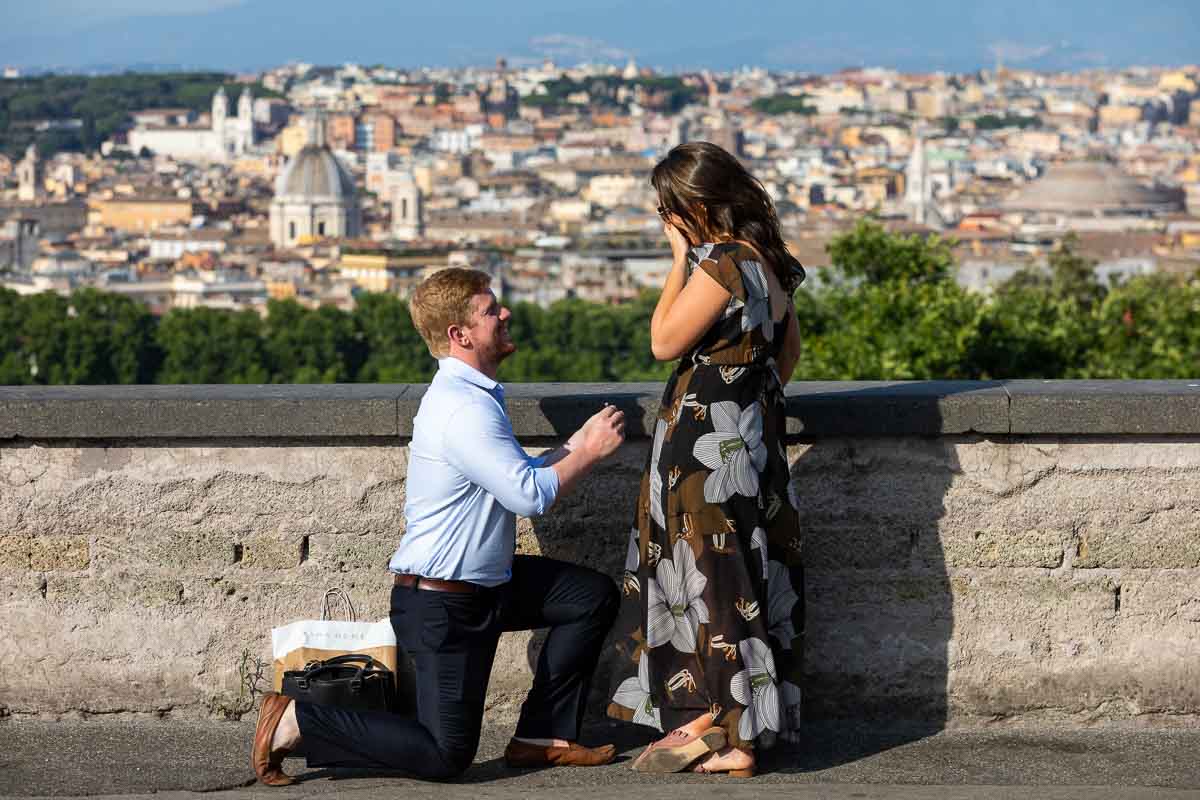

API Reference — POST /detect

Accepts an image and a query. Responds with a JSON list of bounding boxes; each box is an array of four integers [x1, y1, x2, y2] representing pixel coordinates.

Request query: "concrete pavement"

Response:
[[2, 717, 1200, 799]]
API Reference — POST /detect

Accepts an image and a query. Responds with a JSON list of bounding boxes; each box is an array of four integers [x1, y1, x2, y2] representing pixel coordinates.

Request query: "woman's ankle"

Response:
[[680, 713, 715, 735], [707, 746, 754, 766]]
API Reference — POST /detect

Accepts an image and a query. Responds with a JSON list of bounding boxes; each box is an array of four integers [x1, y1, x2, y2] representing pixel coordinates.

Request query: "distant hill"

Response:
[[0, 0, 1195, 74]]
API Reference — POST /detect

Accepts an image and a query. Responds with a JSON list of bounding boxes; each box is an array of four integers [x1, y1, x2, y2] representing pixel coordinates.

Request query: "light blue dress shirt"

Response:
[[388, 357, 560, 587]]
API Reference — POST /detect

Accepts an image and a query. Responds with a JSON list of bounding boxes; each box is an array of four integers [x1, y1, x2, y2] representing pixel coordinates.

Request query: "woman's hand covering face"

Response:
[[663, 220, 691, 264]]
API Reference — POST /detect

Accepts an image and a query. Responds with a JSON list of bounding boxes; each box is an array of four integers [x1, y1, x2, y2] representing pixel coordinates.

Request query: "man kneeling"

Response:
[[252, 268, 625, 783]]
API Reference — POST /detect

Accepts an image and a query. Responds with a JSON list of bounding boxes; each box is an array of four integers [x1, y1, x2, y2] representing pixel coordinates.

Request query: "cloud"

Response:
[[764, 40, 922, 70], [987, 41, 1054, 64], [528, 34, 631, 64]]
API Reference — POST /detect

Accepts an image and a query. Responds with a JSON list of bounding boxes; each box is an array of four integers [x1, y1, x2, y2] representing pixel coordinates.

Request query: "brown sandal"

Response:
[[252, 693, 296, 786]]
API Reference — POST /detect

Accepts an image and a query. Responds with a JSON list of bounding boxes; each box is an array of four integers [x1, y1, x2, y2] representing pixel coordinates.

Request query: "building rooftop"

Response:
[[275, 144, 356, 202], [1002, 161, 1184, 215]]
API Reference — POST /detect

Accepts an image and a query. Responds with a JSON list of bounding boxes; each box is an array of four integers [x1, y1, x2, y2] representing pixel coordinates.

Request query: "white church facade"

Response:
[[127, 87, 255, 162]]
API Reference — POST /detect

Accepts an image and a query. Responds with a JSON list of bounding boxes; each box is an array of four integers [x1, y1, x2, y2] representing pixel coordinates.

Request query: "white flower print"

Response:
[[693, 401, 767, 503], [779, 680, 804, 743], [739, 259, 774, 341], [625, 526, 640, 573], [766, 356, 784, 389], [787, 477, 801, 511], [719, 366, 747, 384], [646, 538, 710, 653], [722, 294, 745, 320], [735, 596, 760, 621], [649, 418, 667, 530], [766, 560, 799, 648], [690, 243, 717, 266], [623, 526, 641, 595], [611, 651, 663, 731], [730, 637, 780, 741], [750, 527, 769, 582]]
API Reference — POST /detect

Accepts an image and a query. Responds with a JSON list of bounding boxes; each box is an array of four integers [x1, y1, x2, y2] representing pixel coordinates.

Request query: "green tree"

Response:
[[155, 307, 269, 383], [751, 95, 817, 115], [352, 293, 435, 382], [970, 286, 1097, 379], [9, 292, 71, 385], [826, 219, 956, 285], [55, 289, 160, 383], [1002, 233, 1105, 309], [1082, 275, 1200, 378], [793, 279, 982, 380], [263, 300, 363, 383]]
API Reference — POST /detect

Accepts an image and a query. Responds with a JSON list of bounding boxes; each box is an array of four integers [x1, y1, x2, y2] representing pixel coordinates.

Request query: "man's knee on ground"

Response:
[[429, 742, 477, 779]]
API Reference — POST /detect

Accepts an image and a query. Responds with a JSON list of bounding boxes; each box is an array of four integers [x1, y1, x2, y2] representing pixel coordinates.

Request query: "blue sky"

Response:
[[2, 0, 1197, 73]]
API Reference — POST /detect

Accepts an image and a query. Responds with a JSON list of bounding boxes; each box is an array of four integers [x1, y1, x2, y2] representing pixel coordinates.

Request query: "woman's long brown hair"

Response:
[[651, 141, 802, 286]]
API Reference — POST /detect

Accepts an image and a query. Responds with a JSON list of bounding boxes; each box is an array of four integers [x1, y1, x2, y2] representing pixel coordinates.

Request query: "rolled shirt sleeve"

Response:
[[442, 398, 560, 517]]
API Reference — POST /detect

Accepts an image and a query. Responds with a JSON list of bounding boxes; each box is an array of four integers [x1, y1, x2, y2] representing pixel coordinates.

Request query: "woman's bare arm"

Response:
[[775, 307, 801, 384]]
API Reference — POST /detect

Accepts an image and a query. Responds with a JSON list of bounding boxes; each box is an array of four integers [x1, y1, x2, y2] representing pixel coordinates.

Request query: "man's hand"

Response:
[[548, 405, 627, 505], [577, 404, 625, 460]]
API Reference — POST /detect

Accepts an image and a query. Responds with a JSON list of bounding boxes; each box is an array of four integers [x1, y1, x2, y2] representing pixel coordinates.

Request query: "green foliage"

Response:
[[1083, 276, 1200, 378], [520, 75, 698, 114], [500, 295, 670, 382], [794, 278, 983, 380], [970, 285, 1097, 379], [262, 299, 364, 383], [1, 225, 1198, 385], [0, 72, 283, 158], [1000, 234, 1106, 308], [352, 293, 435, 382], [155, 306, 270, 383], [827, 219, 956, 284], [750, 94, 817, 116], [974, 113, 1040, 130], [0, 288, 159, 384]]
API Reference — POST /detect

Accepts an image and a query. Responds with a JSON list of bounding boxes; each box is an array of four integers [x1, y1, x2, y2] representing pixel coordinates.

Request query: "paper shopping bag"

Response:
[[271, 588, 397, 691]]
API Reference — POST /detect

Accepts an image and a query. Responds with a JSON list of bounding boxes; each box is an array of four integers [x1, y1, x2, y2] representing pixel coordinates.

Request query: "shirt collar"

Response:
[[438, 356, 501, 394]]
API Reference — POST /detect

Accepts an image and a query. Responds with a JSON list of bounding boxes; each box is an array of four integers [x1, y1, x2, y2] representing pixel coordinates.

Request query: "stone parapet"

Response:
[[2, 381, 1200, 724], [4, 380, 1200, 441]]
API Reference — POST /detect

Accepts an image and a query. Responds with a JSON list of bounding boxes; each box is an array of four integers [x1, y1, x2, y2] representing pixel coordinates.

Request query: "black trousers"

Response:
[[294, 555, 620, 780]]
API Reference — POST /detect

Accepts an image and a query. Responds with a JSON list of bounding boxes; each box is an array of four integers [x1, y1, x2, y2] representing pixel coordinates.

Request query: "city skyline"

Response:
[[2, 0, 1198, 74]]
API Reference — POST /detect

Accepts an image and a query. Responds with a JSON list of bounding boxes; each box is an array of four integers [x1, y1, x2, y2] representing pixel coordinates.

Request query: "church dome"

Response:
[[276, 144, 357, 202], [1002, 161, 1182, 215]]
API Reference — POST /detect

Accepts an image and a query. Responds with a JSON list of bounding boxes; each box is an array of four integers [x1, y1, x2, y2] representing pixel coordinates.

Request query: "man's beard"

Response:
[[483, 334, 516, 365]]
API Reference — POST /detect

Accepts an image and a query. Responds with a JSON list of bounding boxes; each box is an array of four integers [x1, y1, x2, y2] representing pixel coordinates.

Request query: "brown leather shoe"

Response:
[[252, 692, 296, 786], [503, 739, 617, 768], [631, 726, 727, 773]]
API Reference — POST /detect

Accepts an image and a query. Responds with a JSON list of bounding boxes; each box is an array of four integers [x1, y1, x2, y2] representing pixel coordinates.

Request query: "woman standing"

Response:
[[606, 142, 806, 777]]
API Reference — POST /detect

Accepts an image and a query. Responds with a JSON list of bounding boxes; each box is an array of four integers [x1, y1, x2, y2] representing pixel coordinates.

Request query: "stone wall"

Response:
[[2, 381, 1200, 725]]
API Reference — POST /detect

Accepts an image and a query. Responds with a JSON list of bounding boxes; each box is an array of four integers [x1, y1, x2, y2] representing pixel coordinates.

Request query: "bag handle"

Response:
[[294, 654, 387, 693], [302, 654, 386, 674], [320, 588, 356, 622]]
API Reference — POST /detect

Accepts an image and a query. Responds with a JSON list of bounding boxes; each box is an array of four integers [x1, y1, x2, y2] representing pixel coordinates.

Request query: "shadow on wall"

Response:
[[526, 381, 962, 773], [774, 381, 962, 772]]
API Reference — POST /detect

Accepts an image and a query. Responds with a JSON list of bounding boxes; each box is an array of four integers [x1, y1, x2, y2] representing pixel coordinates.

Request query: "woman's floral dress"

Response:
[[606, 241, 807, 751]]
